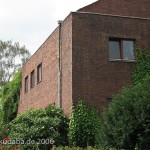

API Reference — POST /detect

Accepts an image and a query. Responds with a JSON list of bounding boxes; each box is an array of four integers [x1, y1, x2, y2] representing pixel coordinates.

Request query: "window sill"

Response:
[[109, 59, 136, 62], [37, 80, 42, 85]]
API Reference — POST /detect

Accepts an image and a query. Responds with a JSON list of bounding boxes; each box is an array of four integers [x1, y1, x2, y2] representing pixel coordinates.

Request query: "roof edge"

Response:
[[78, 0, 99, 11], [74, 11, 150, 20], [23, 12, 73, 66]]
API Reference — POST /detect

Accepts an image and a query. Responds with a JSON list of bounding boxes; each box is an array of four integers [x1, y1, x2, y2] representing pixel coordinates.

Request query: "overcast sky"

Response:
[[0, 0, 97, 54]]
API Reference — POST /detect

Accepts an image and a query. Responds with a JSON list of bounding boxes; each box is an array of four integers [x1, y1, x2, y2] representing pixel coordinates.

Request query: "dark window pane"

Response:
[[25, 76, 28, 93], [123, 40, 135, 60], [30, 70, 35, 88], [109, 40, 120, 59], [37, 63, 42, 83]]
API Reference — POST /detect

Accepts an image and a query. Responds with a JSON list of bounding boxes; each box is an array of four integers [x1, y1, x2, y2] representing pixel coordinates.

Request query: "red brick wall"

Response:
[[61, 14, 73, 115], [78, 0, 150, 18], [19, 10, 150, 115], [18, 14, 73, 115], [18, 27, 59, 113], [72, 12, 150, 111]]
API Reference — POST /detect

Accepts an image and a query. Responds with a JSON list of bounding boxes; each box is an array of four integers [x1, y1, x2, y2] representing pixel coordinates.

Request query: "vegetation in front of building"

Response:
[[0, 48, 149, 150], [0, 39, 31, 145], [132, 48, 150, 84], [8, 105, 69, 150], [0, 70, 21, 123], [98, 75, 150, 150], [0, 70, 22, 143], [68, 100, 101, 147], [56, 146, 117, 150]]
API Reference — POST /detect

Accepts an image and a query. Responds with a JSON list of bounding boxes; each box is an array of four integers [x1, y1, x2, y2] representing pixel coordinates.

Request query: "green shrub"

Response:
[[68, 100, 101, 148], [56, 146, 117, 150], [0, 108, 3, 124], [1, 70, 21, 123], [0, 123, 10, 142], [132, 48, 150, 84], [56, 146, 83, 150], [9, 104, 69, 150], [0, 70, 21, 143], [98, 75, 150, 150]]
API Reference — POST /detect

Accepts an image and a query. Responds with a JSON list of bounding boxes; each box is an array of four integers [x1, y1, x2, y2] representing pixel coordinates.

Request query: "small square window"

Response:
[[30, 70, 35, 88], [109, 38, 135, 61], [37, 63, 42, 83], [25, 76, 28, 93]]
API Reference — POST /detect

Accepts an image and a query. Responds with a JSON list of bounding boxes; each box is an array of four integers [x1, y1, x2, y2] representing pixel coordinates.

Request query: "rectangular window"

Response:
[[37, 63, 42, 83], [123, 40, 135, 60], [109, 38, 135, 61], [25, 76, 28, 93], [30, 70, 35, 88], [109, 40, 120, 60]]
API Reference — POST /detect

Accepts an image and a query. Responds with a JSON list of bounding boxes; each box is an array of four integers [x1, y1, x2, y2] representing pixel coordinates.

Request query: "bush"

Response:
[[56, 146, 117, 150], [0, 70, 21, 143], [1, 70, 21, 123], [56, 146, 83, 150], [0, 123, 10, 143], [132, 48, 150, 84], [68, 100, 101, 148], [98, 75, 150, 150], [9, 104, 69, 150], [0, 109, 2, 124]]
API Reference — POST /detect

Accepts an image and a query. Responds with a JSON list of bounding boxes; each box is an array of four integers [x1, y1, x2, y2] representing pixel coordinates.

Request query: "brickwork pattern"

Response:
[[72, 12, 150, 111], [78, 0, 150, 18]]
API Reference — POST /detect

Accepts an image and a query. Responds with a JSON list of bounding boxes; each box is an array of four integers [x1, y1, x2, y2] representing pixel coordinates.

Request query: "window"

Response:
[[109, 38, 135, 61], [123, 40, 135, 60], [109, 40, 120, 60], [25, 76, 28, 93], [30, 70, 35, 88], [37, 63, 42, 83]]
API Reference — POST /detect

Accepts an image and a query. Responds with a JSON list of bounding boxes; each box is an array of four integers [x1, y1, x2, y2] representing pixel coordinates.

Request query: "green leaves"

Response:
[[99, 75, 150, 150], [132, 48, 150, 84], [0, 40, 30, 90], [1, 70, 21, 123], [9, 105, 69, 149], [68, 100, 101, 148]]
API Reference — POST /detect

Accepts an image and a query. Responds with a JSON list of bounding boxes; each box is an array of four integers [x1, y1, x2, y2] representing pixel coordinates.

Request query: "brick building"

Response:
[[18, 0, 150, 115]]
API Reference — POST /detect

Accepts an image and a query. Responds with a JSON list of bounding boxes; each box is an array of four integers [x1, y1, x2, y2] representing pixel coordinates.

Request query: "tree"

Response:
[[1, 70, 22, 123], [0, 40, 30, 90], [0, 70, 22, 144], [97, 48, 150, 150], [99, 75, 150, 150]]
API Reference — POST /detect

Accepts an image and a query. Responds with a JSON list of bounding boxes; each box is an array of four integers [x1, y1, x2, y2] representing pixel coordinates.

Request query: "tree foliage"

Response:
[[98, 75, 150, 150], [9, 105, 69, 150], [0, 40, 30, 90], [68, 100, 101, 148], [132, 48, 150, 84], [1, 70, 21, 123]]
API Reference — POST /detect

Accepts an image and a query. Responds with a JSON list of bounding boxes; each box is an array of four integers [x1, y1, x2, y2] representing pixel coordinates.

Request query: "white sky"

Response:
[[0, 0, 97, 54]]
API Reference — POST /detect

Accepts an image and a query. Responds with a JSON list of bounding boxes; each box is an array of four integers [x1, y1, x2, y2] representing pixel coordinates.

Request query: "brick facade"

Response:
[[18, 14, 73, 114], [72, 12, 150, 111], [18, 0, 150, 115], [78, 0, 150, 18]]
